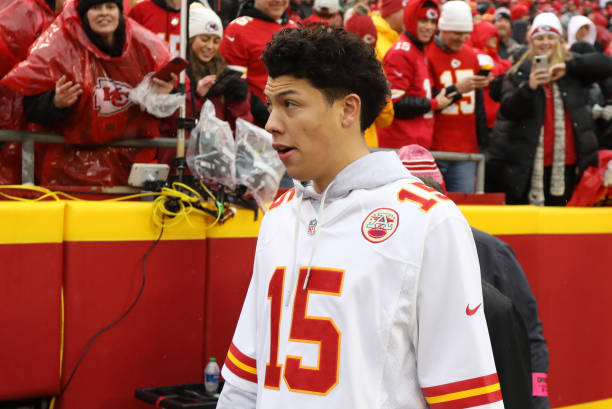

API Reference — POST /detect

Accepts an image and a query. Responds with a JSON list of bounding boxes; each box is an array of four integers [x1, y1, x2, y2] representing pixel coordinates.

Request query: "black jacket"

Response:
[[486, 52, 612, 203], [472, 227, 549, 409], [482, 280, 534, 409]]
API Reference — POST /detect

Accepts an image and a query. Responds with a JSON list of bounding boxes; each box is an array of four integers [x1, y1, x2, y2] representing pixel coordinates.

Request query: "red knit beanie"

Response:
[[381, 0, 407, 17], [510, 3, 529, 20], [345, 14, 378, 45]]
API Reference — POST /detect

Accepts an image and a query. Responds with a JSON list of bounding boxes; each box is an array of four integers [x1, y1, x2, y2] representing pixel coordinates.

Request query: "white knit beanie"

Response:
[[189, 2, 223, 39], [313, 0, 339, 14], [438, 1, 473, 32], [529, 12, 563, 40]]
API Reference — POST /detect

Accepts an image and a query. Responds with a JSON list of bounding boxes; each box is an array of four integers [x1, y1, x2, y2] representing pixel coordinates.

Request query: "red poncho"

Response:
[[0, 0, 56, 78], [0, 0, 56, 184], [2, 0, 172, 186]]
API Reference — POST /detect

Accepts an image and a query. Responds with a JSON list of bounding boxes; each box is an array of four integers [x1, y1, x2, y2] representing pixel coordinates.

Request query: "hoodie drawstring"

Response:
[[283, 180, 334, 306], [284, 192, 303, 307], [303, 181, 334, 290]]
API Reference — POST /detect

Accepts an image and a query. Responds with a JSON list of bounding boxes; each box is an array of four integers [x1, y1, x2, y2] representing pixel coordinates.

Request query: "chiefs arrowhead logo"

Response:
[[363, 33, 376, 45], [362, 208, 399, 243], [451, 58, 461, 68], [93, 77, 133, 116]]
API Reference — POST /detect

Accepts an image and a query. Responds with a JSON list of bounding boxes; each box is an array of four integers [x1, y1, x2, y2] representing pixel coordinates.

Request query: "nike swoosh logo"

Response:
[[226, 35, 235, 42], [466, 303, 482, 316]]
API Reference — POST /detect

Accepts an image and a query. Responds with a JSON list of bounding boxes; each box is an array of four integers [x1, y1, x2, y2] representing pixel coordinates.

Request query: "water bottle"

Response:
[[204, 357, 220, 395]]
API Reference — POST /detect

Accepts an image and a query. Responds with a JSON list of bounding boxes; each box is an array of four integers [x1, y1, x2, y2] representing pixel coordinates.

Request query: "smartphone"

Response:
[[152, 57, 189, 82], [476, 68, 491, 76], [128, 163, 170, 187], [534, 55, 548, 71]]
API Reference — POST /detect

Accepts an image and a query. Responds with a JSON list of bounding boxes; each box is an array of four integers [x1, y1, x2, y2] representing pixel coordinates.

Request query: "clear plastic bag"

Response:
[[235, 118, 285, 210], [129, 73, 184, 118], [187, 100, 236, 188]]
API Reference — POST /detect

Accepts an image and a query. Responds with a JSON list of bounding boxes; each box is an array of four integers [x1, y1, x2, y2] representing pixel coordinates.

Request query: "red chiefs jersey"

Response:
[[427, 41, 480, 153], [379, 33, 435, 149], [128, 0, 181, 56], [219, 16, 296, 101]]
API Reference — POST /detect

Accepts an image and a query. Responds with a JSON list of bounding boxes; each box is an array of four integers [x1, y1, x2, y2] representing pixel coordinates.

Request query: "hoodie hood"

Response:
[[567, 14, 596, 45], [293, 151, 417, 207], [403, 0, 439, 42]]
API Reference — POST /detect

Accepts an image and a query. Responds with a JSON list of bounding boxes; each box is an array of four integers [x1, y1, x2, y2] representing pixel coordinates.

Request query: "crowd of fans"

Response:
[[0, 0, 611, 204]]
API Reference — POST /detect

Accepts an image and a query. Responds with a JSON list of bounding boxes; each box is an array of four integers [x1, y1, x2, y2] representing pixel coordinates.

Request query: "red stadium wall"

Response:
[[1, 202, 611, 408], [501, 233, 612, 407]]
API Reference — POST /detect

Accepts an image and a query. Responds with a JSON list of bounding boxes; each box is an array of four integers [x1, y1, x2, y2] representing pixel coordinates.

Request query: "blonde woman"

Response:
[[486, 12, 612, 206]]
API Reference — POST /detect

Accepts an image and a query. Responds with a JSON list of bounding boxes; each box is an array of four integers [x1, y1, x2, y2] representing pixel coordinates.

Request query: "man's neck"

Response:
[[313, 139, 370, 194], [165, 0, 181, 10]]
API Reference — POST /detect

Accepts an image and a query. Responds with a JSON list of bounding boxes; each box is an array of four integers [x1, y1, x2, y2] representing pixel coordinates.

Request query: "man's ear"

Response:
[[340, 93, 362, 129]]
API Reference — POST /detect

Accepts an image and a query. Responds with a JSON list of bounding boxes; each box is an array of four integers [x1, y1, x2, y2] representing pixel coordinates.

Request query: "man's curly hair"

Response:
[[261, 25, 390, 132]]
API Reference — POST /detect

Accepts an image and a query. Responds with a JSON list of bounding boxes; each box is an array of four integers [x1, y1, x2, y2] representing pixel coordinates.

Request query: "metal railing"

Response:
[[0, 130, 485, 193], [373, 148, 485, 194]]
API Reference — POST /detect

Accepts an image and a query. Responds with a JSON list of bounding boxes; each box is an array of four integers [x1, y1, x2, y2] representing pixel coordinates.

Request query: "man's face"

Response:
[[576, 25, 590, 41], [264, 76, 346, 190], [439, 30, 471, 52], [416, 18, 437, 43], [494, 17, 511, 39], [254, 0, 290, 20], [386, 8, 404, 33]]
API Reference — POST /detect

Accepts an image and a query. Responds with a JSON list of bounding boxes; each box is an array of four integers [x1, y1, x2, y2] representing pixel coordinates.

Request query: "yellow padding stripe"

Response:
[[425, 383, 501, 404], [557, 398, 612, 409], [206, 207, 262, 238], [460, 205, 612, 235], [227, 350, 257, 374], [0, 202, 64, 244], [64, 201, 208, 242]]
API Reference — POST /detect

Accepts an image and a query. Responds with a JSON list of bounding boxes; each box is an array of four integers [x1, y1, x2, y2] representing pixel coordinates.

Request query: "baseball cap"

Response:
[[493, 6, 512, 21]]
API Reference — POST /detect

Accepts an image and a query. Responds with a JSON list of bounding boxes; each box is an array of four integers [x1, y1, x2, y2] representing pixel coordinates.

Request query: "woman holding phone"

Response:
[[1, 0, 176, 186], [186, 2, 252, 129], [486, 12, 612, 206]]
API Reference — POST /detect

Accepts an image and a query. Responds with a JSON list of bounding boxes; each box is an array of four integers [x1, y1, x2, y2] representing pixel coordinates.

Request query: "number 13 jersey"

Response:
[[221, 152, 504, 409]]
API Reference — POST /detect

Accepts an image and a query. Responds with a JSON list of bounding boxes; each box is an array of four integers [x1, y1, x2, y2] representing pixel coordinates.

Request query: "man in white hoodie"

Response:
[[217, 25, 504, 409]]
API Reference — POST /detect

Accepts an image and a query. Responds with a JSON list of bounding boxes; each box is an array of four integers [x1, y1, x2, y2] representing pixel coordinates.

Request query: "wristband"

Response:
[[444, 85, 462, 104], [533, 372, 548, 397]]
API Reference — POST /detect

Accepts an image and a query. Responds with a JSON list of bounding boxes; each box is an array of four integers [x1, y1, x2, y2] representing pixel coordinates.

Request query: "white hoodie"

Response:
[[218, 151, 502, 409], [567, 15, 597, 46]]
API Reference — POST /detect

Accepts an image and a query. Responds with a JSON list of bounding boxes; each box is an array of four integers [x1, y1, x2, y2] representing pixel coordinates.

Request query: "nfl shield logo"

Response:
[[307, 219, 317, 235]]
